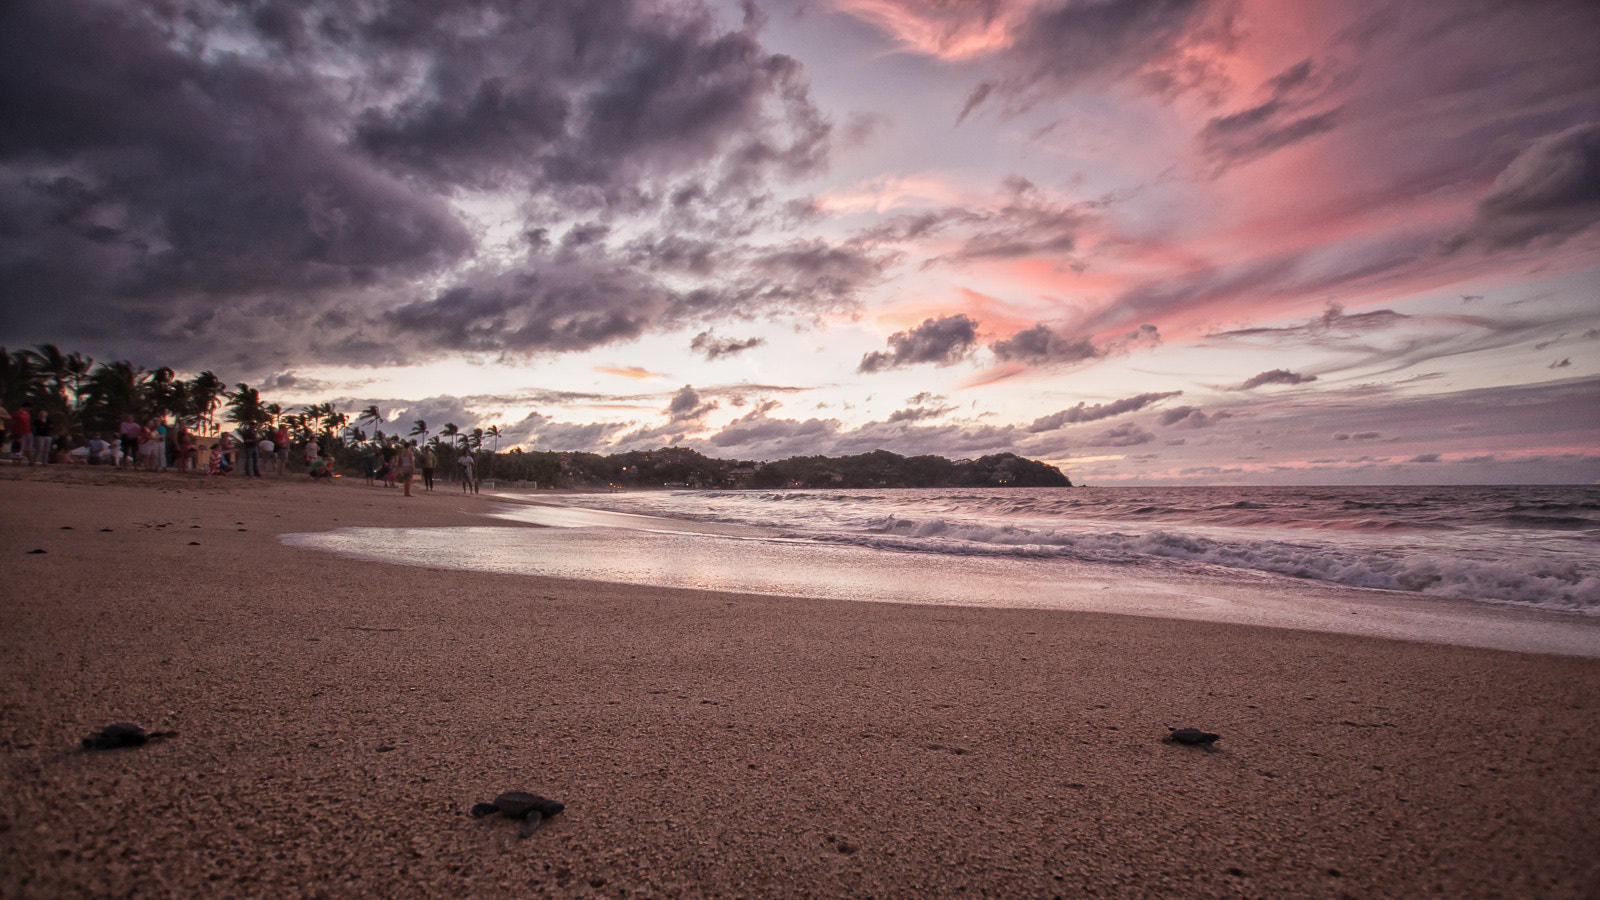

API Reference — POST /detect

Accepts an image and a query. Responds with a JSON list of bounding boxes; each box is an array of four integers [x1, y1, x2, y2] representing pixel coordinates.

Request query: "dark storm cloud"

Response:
[[858, 314, 980, 373], [1443, 122, 1600, 252], [1026, 391, 1182, 432], [0, 0, 837, 368], [691, 330, 766, 360], [380, 265, 669, 357], [1239, 369, 1318, 390]]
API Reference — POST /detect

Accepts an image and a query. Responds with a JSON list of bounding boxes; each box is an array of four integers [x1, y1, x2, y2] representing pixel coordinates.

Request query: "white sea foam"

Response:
[[538, 485, 1600, 614]]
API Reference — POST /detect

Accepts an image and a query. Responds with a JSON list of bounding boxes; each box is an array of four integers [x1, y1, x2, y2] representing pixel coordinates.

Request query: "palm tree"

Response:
[[25, 344, 70, 414], [357, 404, 382, 440], [225, 383, 267, 428], [0, 348, 42, 409], [410, 419, 428, 440], [66, 351, 94, 411], [469, 427, 484, 451], [486, 425, 501, 452], [82, 360, 147, 431], [187, 371, 225, 435], [440, 422, 459, 448]]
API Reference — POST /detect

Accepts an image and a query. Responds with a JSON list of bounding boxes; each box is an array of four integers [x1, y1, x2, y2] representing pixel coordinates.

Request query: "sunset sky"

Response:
[[2, 0, 1597, 483]]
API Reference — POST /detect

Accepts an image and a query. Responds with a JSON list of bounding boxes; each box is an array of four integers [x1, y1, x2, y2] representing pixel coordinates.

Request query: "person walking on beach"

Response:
[[419, 445, 436, 492], [459, 451, 476, 493]]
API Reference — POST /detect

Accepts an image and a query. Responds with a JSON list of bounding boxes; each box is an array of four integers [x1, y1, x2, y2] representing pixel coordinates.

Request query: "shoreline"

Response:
[[3, 469, 1598, 897]]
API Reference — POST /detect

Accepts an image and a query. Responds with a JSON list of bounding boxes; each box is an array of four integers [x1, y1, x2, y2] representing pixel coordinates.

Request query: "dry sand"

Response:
[[2, 468, 1597, 898]]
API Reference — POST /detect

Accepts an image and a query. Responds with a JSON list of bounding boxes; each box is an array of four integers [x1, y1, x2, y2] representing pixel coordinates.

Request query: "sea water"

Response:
[[283, 485, 1600, 657]]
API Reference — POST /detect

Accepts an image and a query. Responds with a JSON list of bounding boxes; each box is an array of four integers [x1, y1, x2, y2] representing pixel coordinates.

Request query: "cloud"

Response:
[[596, 366, 667, 380], [667, 384, 718, 422], [0, 0, 839, 369], [1409, 453, 1442, 463], [1003, 0, 1215, 98], [1027, 390, 1182, 432], [1093, 422, 1156, 447], [691, 331, 767, 360], [1444, 122, 1600, 251], [1213, 304, 1410, 343], [887, 404, 955, 423], [990, 322, 1160, 367], [859, 314, 980, 373], [1198, 60, 1342, 173], [1239, 369, 1318, 390], [1158, 406, 1228, 429]]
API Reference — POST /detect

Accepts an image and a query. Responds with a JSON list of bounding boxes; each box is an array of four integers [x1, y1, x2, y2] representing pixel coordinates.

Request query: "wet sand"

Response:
[[2, 468, 1598, 898]]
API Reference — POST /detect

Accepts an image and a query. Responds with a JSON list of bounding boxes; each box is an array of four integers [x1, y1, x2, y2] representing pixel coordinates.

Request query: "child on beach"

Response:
[[207, 442, 230, 476]]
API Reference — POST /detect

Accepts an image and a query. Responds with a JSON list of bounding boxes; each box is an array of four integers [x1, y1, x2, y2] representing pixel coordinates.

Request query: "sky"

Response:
[[2, 0, 1597, 484]]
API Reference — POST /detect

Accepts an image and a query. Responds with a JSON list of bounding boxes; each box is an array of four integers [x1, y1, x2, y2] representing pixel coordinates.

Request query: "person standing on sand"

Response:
[[31, 409, 52, 465], [274, 424, 290, 475], [419, 446, 436, 492], [459, 451, 475, 493], [399, 441, 417, 497], [117, 414, 139, 469], [380, 442, 398, 488], [240, 424, 260, 477], [304, 437, 319, 470], [12, 403, 33, 465]]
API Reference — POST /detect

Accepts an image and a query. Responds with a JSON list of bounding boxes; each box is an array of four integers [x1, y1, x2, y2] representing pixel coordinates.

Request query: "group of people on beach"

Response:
[[360, 441, 479, 495], [1, 402, 485, 495]]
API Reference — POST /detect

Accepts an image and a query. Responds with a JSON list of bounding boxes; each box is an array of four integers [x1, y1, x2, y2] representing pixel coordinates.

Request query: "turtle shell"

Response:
[[493, 791, 565, 819]]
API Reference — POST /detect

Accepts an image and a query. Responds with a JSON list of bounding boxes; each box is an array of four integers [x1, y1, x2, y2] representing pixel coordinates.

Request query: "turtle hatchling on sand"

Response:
[[471, 791, 565, 838], [1165, 727, 1221, 748], [82, 723, 177, 751]]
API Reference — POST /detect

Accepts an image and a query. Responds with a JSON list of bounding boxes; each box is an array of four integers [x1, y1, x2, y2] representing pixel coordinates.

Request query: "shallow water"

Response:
[[283, 496, 1600, 658]]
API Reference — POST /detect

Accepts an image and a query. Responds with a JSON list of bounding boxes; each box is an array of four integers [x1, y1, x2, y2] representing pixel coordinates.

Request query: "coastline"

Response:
[[2, 469, 1598, 897]]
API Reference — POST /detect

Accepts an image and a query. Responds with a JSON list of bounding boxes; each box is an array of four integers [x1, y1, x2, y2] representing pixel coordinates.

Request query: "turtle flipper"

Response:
[[518, 811, 544, 839]]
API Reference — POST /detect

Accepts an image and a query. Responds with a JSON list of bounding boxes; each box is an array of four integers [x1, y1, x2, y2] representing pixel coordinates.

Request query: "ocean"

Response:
[[284, 484, 1600, 657]]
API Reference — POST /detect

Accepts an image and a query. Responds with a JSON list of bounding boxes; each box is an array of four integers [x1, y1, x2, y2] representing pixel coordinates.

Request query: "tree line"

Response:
[[2, 344, 1072, 488]]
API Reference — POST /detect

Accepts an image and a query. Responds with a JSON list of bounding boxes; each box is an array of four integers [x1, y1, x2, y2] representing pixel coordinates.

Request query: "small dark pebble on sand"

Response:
[[188, 541, 201, 546], [1166, 727, 1221, 747]]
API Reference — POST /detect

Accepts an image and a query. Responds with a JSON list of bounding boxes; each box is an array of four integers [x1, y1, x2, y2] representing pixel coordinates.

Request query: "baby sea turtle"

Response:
[[82, 723, 177, 751], [471, 791, 565, 838], [1165, 727, 1221, 748]]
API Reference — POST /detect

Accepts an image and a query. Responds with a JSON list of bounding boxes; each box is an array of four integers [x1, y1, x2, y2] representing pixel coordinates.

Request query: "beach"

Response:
[[2, 470, 1598, 898]]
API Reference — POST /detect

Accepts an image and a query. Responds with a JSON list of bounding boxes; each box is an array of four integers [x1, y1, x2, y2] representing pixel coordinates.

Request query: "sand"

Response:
[[2, 468, 1597, 899]]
